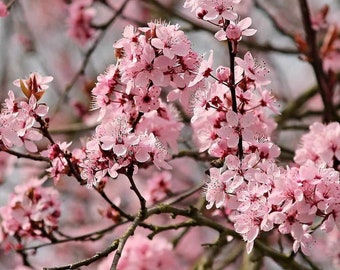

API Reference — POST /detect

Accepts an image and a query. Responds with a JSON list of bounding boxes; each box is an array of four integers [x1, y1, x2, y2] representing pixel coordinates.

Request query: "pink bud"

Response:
[[216, 66, 231, 82], [226, 24, 242, 41], [196, 7, 208, 19]]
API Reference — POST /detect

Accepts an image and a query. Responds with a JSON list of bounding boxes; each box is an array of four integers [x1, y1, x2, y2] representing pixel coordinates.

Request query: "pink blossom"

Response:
[[235, 51, 270, 85], [133, 44, 170, 87], [140, 133, 172, 170], [259, 89, 281, 114], [0, 90, 48, 152], [248, 139, 281, 160], [294, 122, 340, 168], [189, 50, 214, 87], [98, 234, 184, 270], [215, 17, 257, 41], [41, 141, 76, 184], [91, 64, 120, 112], [233, 208, 268, 254], [0, 1, 8, 17], [67, 0, 96, 46], [114, 25, 140, 48], [205, 167, 227, 209], [217, 111, 256, 148], [0, 177, 60, 248], [150, 23, 191, 59], [191, 108, 222, 152], [136, 103, 183, 153], [184, 0, 240, 21], [133, 85, 161, 112], [98, 116, 135, 155], [292, 227, 315, 255], [145, 171, 172, 204], [222, 153, 258, 191], [236, 181, 270, 212]]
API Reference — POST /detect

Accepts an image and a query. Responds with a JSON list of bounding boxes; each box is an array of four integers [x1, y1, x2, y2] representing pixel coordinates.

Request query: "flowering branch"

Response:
[[143, 0, 298, 54], [227, 26, 243, 160], [1, 1, 340, 270]]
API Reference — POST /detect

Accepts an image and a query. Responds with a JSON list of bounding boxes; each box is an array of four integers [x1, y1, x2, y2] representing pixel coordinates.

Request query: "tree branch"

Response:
[[298, 0, 338, 122], [43, 240, 120, 270]]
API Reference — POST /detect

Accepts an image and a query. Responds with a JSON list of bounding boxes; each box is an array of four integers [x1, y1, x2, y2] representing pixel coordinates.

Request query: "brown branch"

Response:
[[36, 116, 86, 185], [167, 182, 205, 205], [126, 166, 147, 215], [94, 188, 134, 220], [299, 0, 338, 122], [147, 204, 312, 270], [147, 220, 198, 239], [109, 210, 144, 270], [6, 0, 16, 10], [48, 123, 97, 135], [43, 240, 119, 270], [21, 222, 127, 252], [1, 148, 50, 163]]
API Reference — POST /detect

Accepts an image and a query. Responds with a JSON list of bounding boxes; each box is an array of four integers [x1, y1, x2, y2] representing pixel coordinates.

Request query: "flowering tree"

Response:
[[0, 0, 340, 269]]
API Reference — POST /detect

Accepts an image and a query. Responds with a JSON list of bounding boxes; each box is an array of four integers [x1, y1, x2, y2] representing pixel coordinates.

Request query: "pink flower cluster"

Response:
[[191, 50, 278, 158], [206, 150, 340, 254], [41, 141, 85, 184], [67, 0, 96, 46], [92, 22, 200, 120], [97, 234, 183, 270], [184, 0, 240, 21], [294, 122, 340, 169], [82, 21, 203, 186], [182, 1, 340, 255], [0, 73, 52, 152], [184, 0, 256, 43], [80, 114, 177, 186], [145, 171, 172, 204], [0, 177, 60, 251]]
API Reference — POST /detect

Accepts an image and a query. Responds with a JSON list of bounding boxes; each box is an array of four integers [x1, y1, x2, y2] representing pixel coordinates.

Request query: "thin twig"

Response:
[[110, 210, 144, 270], [147, 220, 197, 239], [52, 0, 131, 117], [226, 21, 243, 160], [126, 166, 147, 215], [299, 0, 338, 122], [49, 123, 97, 135], [22, 222, 127, 252], [94, 188, 134, 220], [1, 148, 50, 162], [167, 182, 205, 205], [43, 240, 120, 270]]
